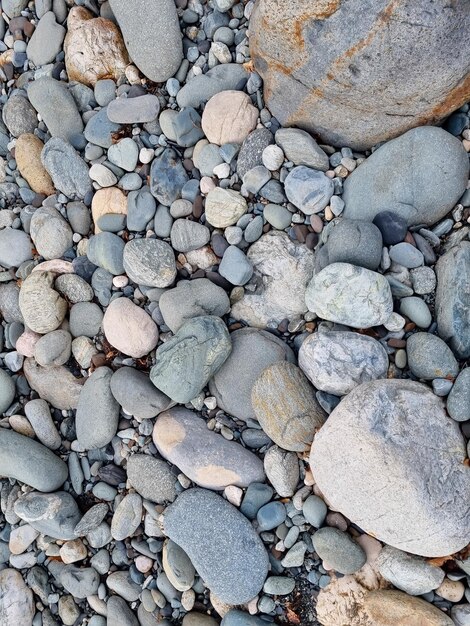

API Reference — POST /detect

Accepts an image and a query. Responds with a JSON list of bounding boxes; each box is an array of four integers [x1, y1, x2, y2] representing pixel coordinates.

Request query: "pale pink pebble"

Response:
[[102, 297, 159, 358], [200, 176, 216, 194], [135, 555, 153, 573], [9, 414, 35, 438], [113, 275, 129, 288], [16, 329, 41, 357], [59, 539, 87, 564], [224, 485, 243, 507], [304, 468, 315, 486], [326, 512, 348, 531], [325, 170, 335, 179], [32, 260, 74, 274], [310, 214, 323, 234], [185, 246, 219, 270], [247, 597, 259, 614], [181, 588, 195, 611]]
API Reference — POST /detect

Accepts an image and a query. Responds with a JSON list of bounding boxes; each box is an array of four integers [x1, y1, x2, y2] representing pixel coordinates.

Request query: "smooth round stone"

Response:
[[33, 329, 72, 367], [15, 491, 81, 540], [150, 316, 231, 404], [127, 188, 157, 231], [107, 95, 160, 124], [84, 107, 121, 149], [184, 614, 218, 626], [58, 565, 100, 599], [298, 329, 389, 396], [111, 493, 142, 541], [172, 107, 204, 147], [447, 369, 470, 422], [163, 488, 269, 604], [263, 576, 295, 596], [0, 369, 15, 413], [0, 228, 33, 269], [24, 398, 61, 450], [312, 527, 366, 575], [306, 263, 393, 329], [123, 238, 176, 287], [0, 428, 67, 491], [69, 302, 103, 338], [275, 127, 329, 171], [2, 92, 37, 137], [251, 361, 325, 452], [163, 540, 195, 592], [373, 210, 408, 245], [389, 242, 424, 268], [240, 483, 274, 520], [170, 199, 193, 218], [103, 297, 159, 358], [311, 379, 470, 557], [376, 545, 445, 596], [23, 357, 83, 410], [108, 138, 139, 172], [400, 296, 432, 328], [176, 64, 248, 109], [407, 333, 459, 381], [94, 79, 116, 106], [110, 366, 170, 419], [303, 495, 327, 528], [106, 595, 138, 626], [0, 569, 34, 626], [221, 611, 267, 626], [257, 501, 286, 531], [201, 90, 258, 145], [96, 213, 126, 233], [87, 232, 125, 275], [170, 219, 210, 253], [205, 187, 248, 228], [154, 205, 173, 238], [153, 407, 264, 490], [126, 454, 177, 504], [284, 166, 334, 215], [451, 605, 470, 626], [264, 203, 291, 230], [19, 271, 67, 334], [325, 219, 383, 270], [219, 245, 253, 286], [363, 590, 455, 626]]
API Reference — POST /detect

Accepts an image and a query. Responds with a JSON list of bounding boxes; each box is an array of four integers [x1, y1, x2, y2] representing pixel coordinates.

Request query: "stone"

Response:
[[89, 163, 117, 187], [106, 596, 139, 626], [76, 367, 120, 449], [110, 367, 170, 419], [435, 241, 470, 358], [299, 330, 389, 396], [163, 488, 269, 604], [111, 493, 142, 540], [0, 369, 15, 414], [107, 570, 141, 601], [176, 64, 249, 109], [24, 398, 61, 449], [26, 11, 65, 66], [209, 327, 294, 421], [150, 148, 189, 206], [312, 527, 367, 575], [310, 379, 470, 556], [19, 271, 67, 334], [263, 445, 299, 497], [64, 7, 129, 86], [0, 569, 34, 626], [407, 333, 459, 380], [127, 187, 156, 231], [251, 2, 470, 150], [15, 134, 54, 195], [263, 576, 295, 596], [92, 187, 127, 233], [452, 605, 470, 626], [41, 137, 91, 199], [173, 107, 204, 147], [15, 491, 81, 540], [221, 611, 266, 626], [109, 0, 183, 83], [257, 501, 286, 531], [376, 545, 445, 596], [205, 187, 247, 228], [399, 296, 432, 329], [303, 495, 327, 528], [275, 128, 329, 171], [69, 301, 103, 338], [108, 137, 139, 171], [87, 232, 125, 275], [2, 92, 37, 137], [30, 206, 73, 260], [0, 228, 32, 268], [343, 127, 468, 226], [251, 361, 325, 452], [201, 91, 258, 145], [24, 357, 83, 409], [84, 107, 121, 149], [107, 94, 160, 124], [171, 219, 210, 253], [58, 565, 100, 599], [28, 77, 84, 147], [237, 128, 274, 179], [55, 274, 93, 303], [123, 238, 176, 287], [325, 219, 383, 270], [159, 278, 230, 333], [219, 245, 253, 286], [103, 297, 159, 358], [154, 407, 264, 490], [0, 428, 67, 491], [447, 369, 470, 422], [231, 231, 314, 327], [151, 316, 231, 403], [126, 454, 177, 504], [263, 203, 291, 230], [373, 211, 408, 246], [389, 243, 424, 269], [363, 590, 454, 626], [284, 165, 334, 215]]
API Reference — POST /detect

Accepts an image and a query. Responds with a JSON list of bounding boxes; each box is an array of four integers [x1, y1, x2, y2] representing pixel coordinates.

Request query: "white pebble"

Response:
[[200, 176, 216, 194], [139, 148, 154, 164], [384, 312, 406, 332], [113, 275, 129, 288], [213, 162, 231, 179], [262, 144, 284, 171]]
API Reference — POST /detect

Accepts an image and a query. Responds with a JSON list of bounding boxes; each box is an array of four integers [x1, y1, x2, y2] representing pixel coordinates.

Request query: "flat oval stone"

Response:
[[150, 148, 189, 207], [111, 493, 142, 541], [58, 565, 100, 599], [284, 166, 334, 215], [23, 357, 83, 410], [310, 379, 470, 557], [110, 366, 170, 419], [205, 187, 248, 228], [363, 590, 454, 626], [123, 238, 176, 288], [312, 527, 367, 575], [305, 263, 393, 329], [376, 545, 445, 596], [163, 488, 269, 604], [126, 454, 177, 504], [41, 137, 91, 199], [325, 219, 383, 270], [407, 332, 459, 381], [107, 95, 160, 124], [447, 368, 470, 422], [251, 362, 325, 452], [103, 297, 159, 359], [163, 539, 195, 592], [0, 369, 15, 414], [14, 491, 82, 540], [87, 232, 125, 275], [153, 407, 265, 489], [0, 428, 67, 492], [201, 90, 258, 145], [298, 330, 389, 396]]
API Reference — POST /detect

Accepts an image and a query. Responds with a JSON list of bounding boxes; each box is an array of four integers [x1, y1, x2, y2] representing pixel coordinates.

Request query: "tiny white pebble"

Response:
[[113, 275, 129, 288]]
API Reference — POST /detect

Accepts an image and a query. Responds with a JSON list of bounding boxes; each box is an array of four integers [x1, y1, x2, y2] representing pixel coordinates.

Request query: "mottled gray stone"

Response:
[[311, 379, 470, 557], [0, 569, 34, 626], [0, 369, 15, 414], [0, 228, 32, 268], [69, 301, 103, 338], [150, 148, 189, 206], [163, 540, 195, 592], [407, 333, 459, 381], [14, 491, 81, 539], [284, 166, 334, 215], [26, 11, 65, 66], [173, 107, 204, 147], [163, 488, 269, 604], [150, 316, 231, 403], [55, 274, 93, 303], [110, 366, 170, 420], [219, 245, 253, 286], [84, 107, 121, 149], [111, 493, 142, 541], [176, 64, 249, 109], [87, 232, 125, 275], [170, 219, 210, 253], [325, 219, 383, 270], [41, 138, 91, 198], [237, 128, 273, 179], [58, 565, 100, 599], [299, 329, 389, 396], [30, 206, 73, 260], [123, 238, 176, 287], [312, 527, 366, 575], [126, 454, 177, 504], [400, 296, 432, 329], [275, 128, 329, 171], [153, 407, 264, 490], [106, 595, 138, 626], [263, 446, 299, 498], [376, 545, 445, 596], [107, 95, 160, 124], [19, 271, 67, 334], [24, 398, 61, 450], [2, 92, 37, 137], [447, 368, 470, 422]]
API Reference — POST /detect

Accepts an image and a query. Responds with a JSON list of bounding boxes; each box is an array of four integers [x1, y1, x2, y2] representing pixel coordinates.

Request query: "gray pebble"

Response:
[[312, 527, 366, 575]]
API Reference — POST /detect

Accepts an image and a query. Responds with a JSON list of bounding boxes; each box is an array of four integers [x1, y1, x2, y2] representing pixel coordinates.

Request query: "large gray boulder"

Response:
[[250, 1, 470, 149], [310, 379, 470, 557], [342, 127, 468, 226]]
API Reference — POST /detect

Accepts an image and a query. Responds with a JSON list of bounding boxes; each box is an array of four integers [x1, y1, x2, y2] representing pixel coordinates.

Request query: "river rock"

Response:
[[376, 545, 445, 595], [163, 488, 269, 604], [264, 446, 299, 498], [312, 527, 367, 575], [284, 166, 334, 215], [34, 330, 71, 367], [15, 134, 54, 195], [299, 330, 389, 396], [150, 148, 189, 206], [123, 238, 176, 287], [201, 91, 258, 145], [153, 407, 265, 489], [64, 7, 129, 86], [305, 263, 393, 329], [171, 219, 210, 253], [0, 569, 34, 626], [150, 316, 231, 403], [2, 92, 37, 137], [237, 128, 274, 179], [250, 1, 470, 150], [435, 241, 470, 358], [110, 366, 170, 419], [343, 127, 468, 226], [0, 369, 15, 414], [177, 64, 248, 108], [23, 358, 83, 409], [30, 206, 73, 260], [221, 611, 267, 626], [363, 590, 454, 626], [41, 137, 91, 199], [26, 11, 65, 66], [231, 231, 314, 327], [111, 493, 142, 541], [310, 379, 470, 557], [14, 491, 81, 540], [126, 454, 177, 504], [406, 332, 459, 380], [102, 297, 159, 358], [109, 0, 183, 83], [447, 368, 470, 422], [0, 227, 33, 269], [324, 219, 383, 270], [84, 107, 121, 149], [107, 95, 160, 124], [58, 565, 100, 599], [251, 362, 325, 452], [159, 278, 230, 332], [19, 271, 67, 334], [76, 367, 120, 450], [275, 128, 329, 171], [107, 595, 139, 626], [204, 187, 247, 228], [92, 187, 127, 233], [0, 428, 67, 491]]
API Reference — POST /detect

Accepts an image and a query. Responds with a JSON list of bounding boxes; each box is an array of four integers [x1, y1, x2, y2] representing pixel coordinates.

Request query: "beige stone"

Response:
[[205, 187, 247, 228], [19, 272, 67, 334], [23, 358, 83, 410], [435, 578, 465, 603], [60, 539, 87, 564], [91, 187, 127, 233], [15, 329, 41, 357], [15, 134, 54, 196], [9, 525, 39, 555], [185, 246, 220, 269], [102, 297, 159, 358], [201, 90, 258, 145], [32, 260, 75, 274], [363, 590, 454, 626], [64, 6, 129, 86], [9, 414, 35, 438]]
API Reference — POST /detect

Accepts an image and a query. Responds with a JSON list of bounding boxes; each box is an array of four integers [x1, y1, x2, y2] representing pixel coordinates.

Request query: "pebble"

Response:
[[127, 188, 157, 231], [69, 301, 103, 338], [0, 569, 34, 625], [107, 95, 161, 124], [15, 133, 54, 195], [205, 186, 247, 227], [303, 495, 328, 528], [407, 332, 459, 380], [127, 454, 177, 504], [257, 501, 286, 531], [263, 203, 291, 229], [410, 266, 436, 294], [176, 64, 248, 109], [19, 271, 67, 334], [41, 137, 91, 199], [84, 107, 121, 149], [27, 11, 65, 66], [30, 206, 73, 260], [111, 493, 142, 541], [377, 545, 445, 595], [123, 238, 176, 287], [110, 366, 170, 419], [400, 296, 432, 328], [2, 92, 37, 137], [447, 369, 470, 422], [0, 228, 33, 269], [451, 605, 470, 626], [163, 540, 195, 591], [389, 242, 424, 268], [237, 128, 274, 178], [150, 148, 189, 207], [263, 576, 295, 596], [312, 527, 366, 575], [89, 163, 118, 187], [23, 357, 83, 410], [171, 219, 210, 253], [0, 368, 16, 413], [275, 128, 329, 171], [58, 565, 100, 599], [103, 297, 159, 358], [219, 245, 253, 285], [325, 218, 383, 270], [202, 90, 258, 145], [15, 491, 81, 540], [24, 398, 61, 449], [284, 166, 334, 214]]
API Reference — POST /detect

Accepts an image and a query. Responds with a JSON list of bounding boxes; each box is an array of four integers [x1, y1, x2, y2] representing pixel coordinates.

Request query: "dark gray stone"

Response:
[[176, 63, 248, 109], [110, 366, 171, 419], [173, 107, 204, 147], [325, 219, 383, 270], [41, 137, 91, 199], [237, 128, 273, 179], [150, 149, 189, 206]]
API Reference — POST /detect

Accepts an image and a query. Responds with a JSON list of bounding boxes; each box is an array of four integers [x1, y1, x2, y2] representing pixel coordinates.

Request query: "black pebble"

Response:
[[372, 210, 408, 245]]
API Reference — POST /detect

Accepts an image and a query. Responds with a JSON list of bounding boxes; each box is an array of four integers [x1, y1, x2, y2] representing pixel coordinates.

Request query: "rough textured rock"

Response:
[[110, 367, 171, 419], [299, 329, 389, 396], [163, 488, 269, 604], [310, 379, 470, 557], [153, 408, 265, 490], [201, 91, 258, 145], [64, 7, 129, 86], [126, 454, 177, 504], [306, 263, 393, 329], [376, 545, 445, 596], [231, 231, 314, 327], [41, 137, 91, 199], [102, 297, 159, 358], [123, 238, 176, 288], [23, 358, 83, 410], [363, 590, 455, 626], [406, 332, 459, 381], [251, 362, 325, 452], [19, 271, 68, 334], [435, 241, 470, 358], [0, 569, 34, 626], [342, 127, 468, 226], [15, 134, 54, 195], [14, 491, 81, 540], [205, 187, 247, 228], [250, 1, 470, 150]]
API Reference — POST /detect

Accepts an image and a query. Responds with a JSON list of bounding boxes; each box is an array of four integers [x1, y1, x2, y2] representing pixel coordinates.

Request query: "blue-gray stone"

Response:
[[257, 501, 286, 531], [240, 483, 274, 520], [407, 333, 458, 381], [87, 232, 125, 275], [172, 107, 204, 147], [221, 610, 267, 626], [41, 137, 91, 199], [219, 245, 253, 286], [84, 107, 121, 149], [284, 165, 334, 215], [15, 491, 81, 540], [96, 213, 127, 232], [127, 188, 157, 231], [154, 205, 173, 238], [176, 64, 249, 109], [150, 149, 189, 206], [325, 219, 383, 270], [389, 242, 424, 268], [312, 527, 366, 575], [303, 495, 327, 528], [447, 369, 470, 422]]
